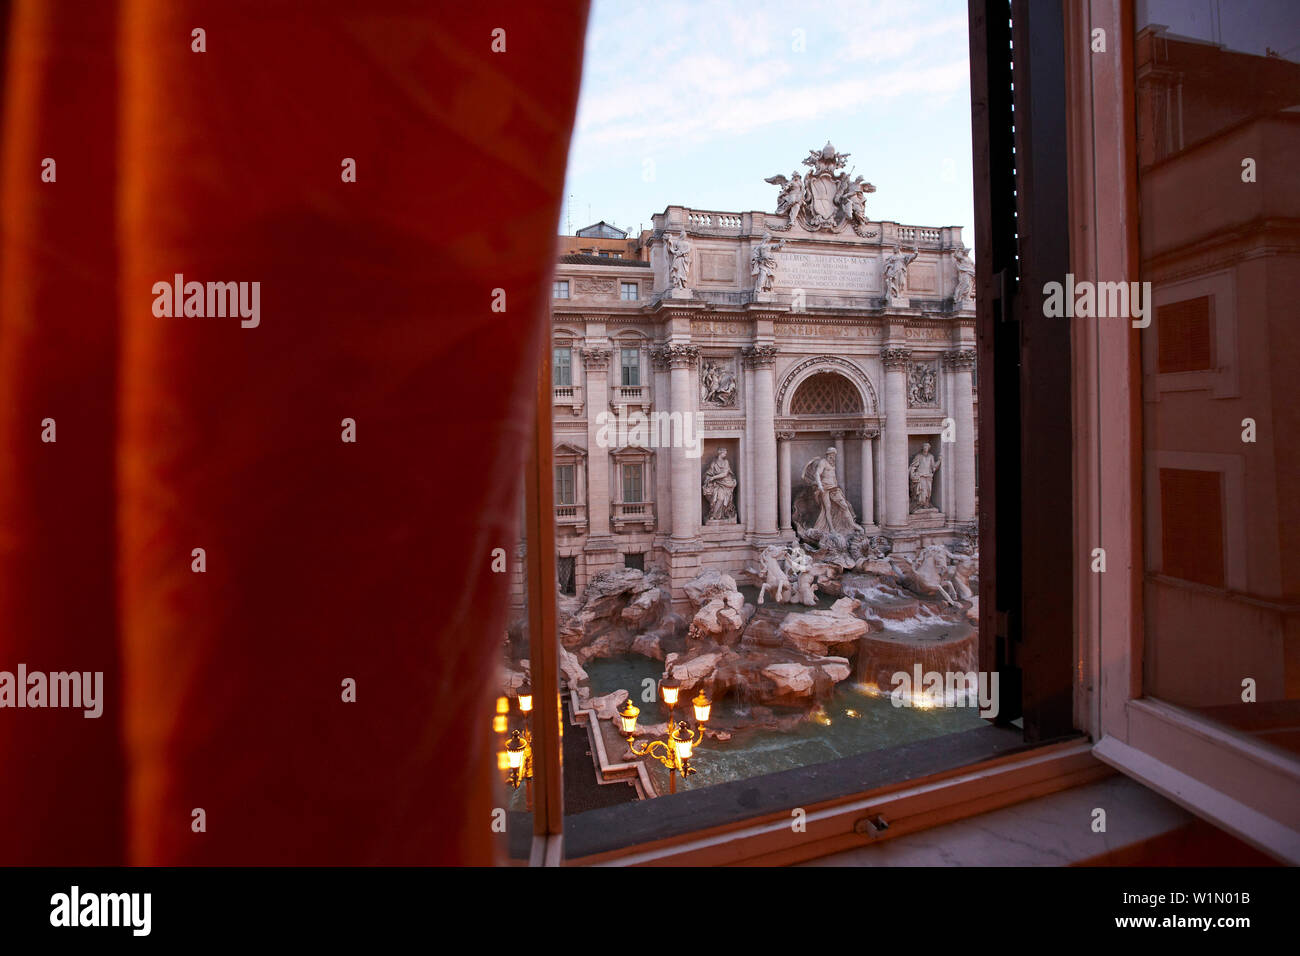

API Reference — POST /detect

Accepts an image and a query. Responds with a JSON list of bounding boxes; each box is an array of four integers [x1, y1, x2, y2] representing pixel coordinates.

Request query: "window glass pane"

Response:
[[621, 348, 640, 386], [552, 0, 984, 855], [556, 464, 575, 505], [622, 463, 642, 502], [1135, 1, 1300, 756], [553, 348, 572, 387]]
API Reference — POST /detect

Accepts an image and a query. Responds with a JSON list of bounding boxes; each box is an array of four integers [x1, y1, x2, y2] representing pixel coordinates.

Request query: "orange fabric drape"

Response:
[[0, 0, 587, 864]]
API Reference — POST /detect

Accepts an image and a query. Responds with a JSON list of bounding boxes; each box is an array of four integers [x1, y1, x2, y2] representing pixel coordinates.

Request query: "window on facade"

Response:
[[620, 348, 640, 387], [558, 556, 577, 596], [1156, 296, 1214, 373], [553, 280, 569, 299], [621, 282, 638, 301], [621, 463, 642, 503], [624, 552, 645, 571], [553, 347, 572, 387], [555, 464, 576, 506]]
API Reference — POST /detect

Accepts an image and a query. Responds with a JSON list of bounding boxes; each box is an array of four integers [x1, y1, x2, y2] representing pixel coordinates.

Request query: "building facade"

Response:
[[550, 144, 978, 605]]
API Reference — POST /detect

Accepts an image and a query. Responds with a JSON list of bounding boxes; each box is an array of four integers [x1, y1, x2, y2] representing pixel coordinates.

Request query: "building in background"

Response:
[[544, 144, 978, 606]]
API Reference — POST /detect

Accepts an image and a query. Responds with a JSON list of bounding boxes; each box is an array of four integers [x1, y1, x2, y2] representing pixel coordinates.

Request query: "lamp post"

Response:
[[617, 680, 712, 795], [502, 682, 534, 810]]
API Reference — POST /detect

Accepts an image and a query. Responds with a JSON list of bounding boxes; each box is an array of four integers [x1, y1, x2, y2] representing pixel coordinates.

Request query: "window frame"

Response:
[[552, 346, 572, 387], [516, 0, 1094, 866], [620, 347, 640, 387], [553, 279, 569, 300], [1066, 0, 1300, 864]]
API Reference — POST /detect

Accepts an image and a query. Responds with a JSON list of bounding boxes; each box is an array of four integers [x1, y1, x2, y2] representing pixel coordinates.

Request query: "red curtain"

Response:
[[0, 0, 586, 865]]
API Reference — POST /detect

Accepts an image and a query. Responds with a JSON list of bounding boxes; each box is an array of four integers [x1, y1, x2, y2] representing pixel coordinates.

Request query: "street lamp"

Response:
[[501, 682, 534, 809], [617, 687, 712, 795]]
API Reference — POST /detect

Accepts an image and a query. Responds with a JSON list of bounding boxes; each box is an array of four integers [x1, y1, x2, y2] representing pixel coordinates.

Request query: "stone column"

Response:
[[859, 426, 878, 527], [664, 344, 700, 540], [581, 347, 612, 537], [945, 349, 977, 524], [742, 368, 754, 531], [777, 431, 794, 531], [881, 347, 911, 528], [650, 347, 673, 534], [830, 430, 845, 465], [744, 345, 780, 536]]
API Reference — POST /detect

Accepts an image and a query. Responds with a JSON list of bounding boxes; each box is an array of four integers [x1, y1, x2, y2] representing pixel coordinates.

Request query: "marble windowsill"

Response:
[[800, 774, 1270, 866]]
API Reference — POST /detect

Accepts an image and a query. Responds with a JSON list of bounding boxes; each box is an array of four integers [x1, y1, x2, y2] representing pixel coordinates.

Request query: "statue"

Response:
[[952, 245, 975, 305], [803, 447, 861, 536], [666, 229, 692, 289], [890, 546, 961, 607], [946, 537, 979, 600], [908, 442, 941, 512], [700, 360, 737, 407], [883, 242, 919, 300], [756, 545, 793, 605], [763, 171, 805, 231], [701, 448, 738, 523], [787, 544, 818, 606], [750, 232, 784, 292]]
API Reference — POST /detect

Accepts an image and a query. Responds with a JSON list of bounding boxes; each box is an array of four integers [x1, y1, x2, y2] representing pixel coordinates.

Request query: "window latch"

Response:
[[854, 814, 890, 839]]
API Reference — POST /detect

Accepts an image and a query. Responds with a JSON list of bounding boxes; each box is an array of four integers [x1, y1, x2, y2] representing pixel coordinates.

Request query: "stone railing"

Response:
[[552, 383, 584, 416], [612, 500, 655, 531], [686, 211, 743, 230], [893, 225, 944, 245], [555, 503, 587, 532], [608, 384, 652, 410]]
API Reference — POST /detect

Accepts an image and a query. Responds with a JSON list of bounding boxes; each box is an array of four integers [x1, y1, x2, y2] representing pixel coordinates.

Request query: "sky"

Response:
[[560, 0, 976, 245]]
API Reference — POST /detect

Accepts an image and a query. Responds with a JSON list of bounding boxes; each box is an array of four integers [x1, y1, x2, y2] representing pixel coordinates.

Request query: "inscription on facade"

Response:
[[779, 323, 874, 338], [694, 320, 748, 335], [700, 252, 737, 282], [773, 252, 879, 292]]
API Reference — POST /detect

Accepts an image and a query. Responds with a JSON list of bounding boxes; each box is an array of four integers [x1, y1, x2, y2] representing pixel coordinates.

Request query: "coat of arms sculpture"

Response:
[[765, 142, 876, 236]]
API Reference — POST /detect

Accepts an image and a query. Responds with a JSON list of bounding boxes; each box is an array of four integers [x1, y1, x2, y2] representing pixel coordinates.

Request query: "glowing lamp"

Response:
[[518, 682, 533, 714], [692, 691, 712, 723], [505, 730, 527, 770], [617, 698, 640, 736], [659, 678, 681, 707], [671, 721, 694, 761]]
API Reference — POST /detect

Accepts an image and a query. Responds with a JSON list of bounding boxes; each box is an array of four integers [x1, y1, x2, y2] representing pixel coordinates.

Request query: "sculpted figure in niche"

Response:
[[803, 447, 861, 536], [750, 232, 784, 292], [666, 229, 692, 289], [883, 241, 919, 300], [702, 448, 738, 522], [952, 245, 975, 305], [908, 442, 942, 512]]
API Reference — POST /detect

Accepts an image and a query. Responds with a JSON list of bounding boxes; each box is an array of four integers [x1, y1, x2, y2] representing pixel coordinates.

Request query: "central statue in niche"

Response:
[[702, 448, 738, 523], [803, 447, 861, 535]]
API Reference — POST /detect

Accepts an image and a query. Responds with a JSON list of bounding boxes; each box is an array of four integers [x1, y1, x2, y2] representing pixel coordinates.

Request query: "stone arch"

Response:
[[776, 356, 878, 416]]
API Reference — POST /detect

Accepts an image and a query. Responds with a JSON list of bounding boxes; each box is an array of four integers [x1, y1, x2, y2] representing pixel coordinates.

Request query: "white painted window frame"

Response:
[[1069, 0, 1300, 865]]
